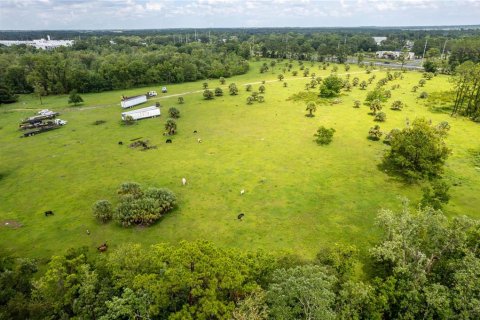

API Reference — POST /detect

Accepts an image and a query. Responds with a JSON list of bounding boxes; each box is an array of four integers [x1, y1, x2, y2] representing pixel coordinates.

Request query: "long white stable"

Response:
[[120, 95, 148, 109], [121, 106, 160, 120]]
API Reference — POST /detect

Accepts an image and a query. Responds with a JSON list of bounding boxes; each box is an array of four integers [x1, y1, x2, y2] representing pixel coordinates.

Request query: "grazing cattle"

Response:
[[193, 130, 197, 133], [166, 139, 172, 143], [197, 138, 202, 143], [182, 177, 187, 186], [86, 229, 90, 235], [237, 213, 245, 220], [44, 210, 54, 217], [240, 189, 245, 195], [118, 141, 123, 145], [97, 242, 108, 252]]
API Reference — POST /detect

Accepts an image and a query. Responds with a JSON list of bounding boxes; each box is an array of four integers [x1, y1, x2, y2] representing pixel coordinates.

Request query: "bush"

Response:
[[178, 97, 184, 104], [353, 100, 361, 108], [366, 87, 388, 103], [214, 87, 223, 96], [117, 182, 143, 198], [319, 75, 343, 98], [382, 118, 450, 180], [168, 107, 180, 119], [203, 89, 214, 100], [374, 112, 387, 122], [114, 183, 176, 227], [420, 179, 450, 209], [92, 200, 113, 223], [314, 126, 336, 145], [123, 115, 135, 125], [391, 100, 404, 110], [419, 91, 429, 99], [368, 125, 383, 140]]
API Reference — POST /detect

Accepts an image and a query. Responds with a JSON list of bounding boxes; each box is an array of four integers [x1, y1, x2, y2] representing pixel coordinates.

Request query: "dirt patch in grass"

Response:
[[1, 220, 23, 229]]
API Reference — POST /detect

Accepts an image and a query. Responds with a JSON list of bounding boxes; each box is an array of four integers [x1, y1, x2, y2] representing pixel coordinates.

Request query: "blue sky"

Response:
[[1, 0, 479, 30]]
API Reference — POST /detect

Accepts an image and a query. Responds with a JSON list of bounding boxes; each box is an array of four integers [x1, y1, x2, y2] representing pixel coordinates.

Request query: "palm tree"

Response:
[[165, 119, 177, 135], [305, 101, 317, 117]]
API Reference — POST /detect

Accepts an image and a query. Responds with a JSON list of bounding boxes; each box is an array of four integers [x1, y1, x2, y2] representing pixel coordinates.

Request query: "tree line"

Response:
[[0, 203, 478, 319], [0, 40, 249, 101]]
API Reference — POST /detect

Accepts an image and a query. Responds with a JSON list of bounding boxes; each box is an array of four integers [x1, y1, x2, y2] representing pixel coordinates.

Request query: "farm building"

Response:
[[120, 95, 148, 109], [121, 106, 160, 120]]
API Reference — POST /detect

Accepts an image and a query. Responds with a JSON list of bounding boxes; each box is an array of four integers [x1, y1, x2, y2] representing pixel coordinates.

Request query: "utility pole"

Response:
[[421, 38, 428, 64], [441, 39, 447, 60]]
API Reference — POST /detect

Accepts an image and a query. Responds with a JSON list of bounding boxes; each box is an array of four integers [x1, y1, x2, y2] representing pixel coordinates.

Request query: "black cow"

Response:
[[237, 213, 245, 220], [44, 210, 54, 217], [166, 139, 172, 143], [118, 141, 123, 145], [193, 130, 198, 134]]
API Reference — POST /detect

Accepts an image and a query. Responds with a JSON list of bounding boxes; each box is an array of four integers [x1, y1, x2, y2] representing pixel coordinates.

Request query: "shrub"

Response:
[[374, 112, 387, 122], [419, 79, 426, 87], [353, 100, 361, 108], [246, 84, 253, 91], [314, 126, 336, 145], [219, 77, 226, 84], [278, 74, 284, 81], [420, 179, 450, 209], [369, 99, 382, 115], [214, 87, 223, 96], [383, 128, 401, 145], [391, 100, 404, 110], [292, 71, 298, 76], [168, 107, 180, 119], [419, 91, 429, 99], [382, 118, 450, 181], [283, 82, 288, 87], [229, 83, 238, 95], [117, 182, 143, 198], [93, 120, 106, 125], [202, 82, 208, 89], [366, 87, 388, 103], [319, 75, 343, 98], [412, 85, 419, 92], [178, 97, 184, 104], [247, 96, 254, 105], [123, 115, 135, 125], [368, 125, 383, 140], [92, 200, 113, 223], [203, 89, 214, 100], [258, 96, 265, 103], [259, 85, 266, 93], [114, 183, 176, 227]]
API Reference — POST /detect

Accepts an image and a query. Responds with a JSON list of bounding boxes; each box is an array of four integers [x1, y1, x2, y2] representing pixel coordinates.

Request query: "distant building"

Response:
[[373, 36, 387, 45], [376, 51, 415, 60], [0, 36, 74, 50]]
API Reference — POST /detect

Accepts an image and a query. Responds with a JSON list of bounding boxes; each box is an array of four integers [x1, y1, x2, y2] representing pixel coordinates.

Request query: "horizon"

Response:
[[1, 0, 480, 30]]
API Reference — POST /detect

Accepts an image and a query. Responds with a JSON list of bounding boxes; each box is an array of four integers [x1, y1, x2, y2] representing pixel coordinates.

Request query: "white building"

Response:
[[376, 51, 415, 60], [0, 36, 74, 50], [373, 37, 387, 45]]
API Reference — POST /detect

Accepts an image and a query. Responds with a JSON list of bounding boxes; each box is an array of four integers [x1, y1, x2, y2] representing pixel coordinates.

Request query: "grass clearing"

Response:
[[1, 60, 479, 261]]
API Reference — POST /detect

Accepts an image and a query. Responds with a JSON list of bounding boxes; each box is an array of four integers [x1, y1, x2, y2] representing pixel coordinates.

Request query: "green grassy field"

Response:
[[1, 60, 479, 261]]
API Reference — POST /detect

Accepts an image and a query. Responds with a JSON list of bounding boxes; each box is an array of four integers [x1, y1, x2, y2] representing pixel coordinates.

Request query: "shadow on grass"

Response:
[[376, 161, 416, 186]]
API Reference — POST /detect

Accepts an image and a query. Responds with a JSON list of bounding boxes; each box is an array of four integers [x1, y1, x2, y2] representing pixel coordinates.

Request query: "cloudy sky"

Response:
[[1, 0, 479, 30]]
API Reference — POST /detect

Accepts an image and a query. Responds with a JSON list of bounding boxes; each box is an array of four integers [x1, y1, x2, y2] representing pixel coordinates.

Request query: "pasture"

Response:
[[1, 60, 479, 260]]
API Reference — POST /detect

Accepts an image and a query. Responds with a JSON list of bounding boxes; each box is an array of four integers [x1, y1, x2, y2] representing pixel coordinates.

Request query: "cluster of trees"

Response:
[[1, 203, 478, 319], [93, 182, 176, 227], [451, 61, 480, 121], [0, 41, 249, 98]]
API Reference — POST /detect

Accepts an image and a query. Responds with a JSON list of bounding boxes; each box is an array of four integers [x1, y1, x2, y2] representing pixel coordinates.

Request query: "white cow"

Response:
[[182, 177, 187, 186], [240, 189, 245, 195]]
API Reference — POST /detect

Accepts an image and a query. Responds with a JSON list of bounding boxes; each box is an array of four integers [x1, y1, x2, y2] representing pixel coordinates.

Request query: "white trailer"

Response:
[[120, 95, 147, 109], [121, 106, 160, 121]]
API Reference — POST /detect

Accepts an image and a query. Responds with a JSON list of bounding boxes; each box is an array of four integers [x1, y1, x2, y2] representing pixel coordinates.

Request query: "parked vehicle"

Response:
[[21, 109, 59, 124], [22, 119, 67, 137], [147, 91, 157, 97]]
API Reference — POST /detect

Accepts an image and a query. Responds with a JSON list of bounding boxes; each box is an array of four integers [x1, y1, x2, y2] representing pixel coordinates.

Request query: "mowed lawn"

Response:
[[1, 60, 479, 260]]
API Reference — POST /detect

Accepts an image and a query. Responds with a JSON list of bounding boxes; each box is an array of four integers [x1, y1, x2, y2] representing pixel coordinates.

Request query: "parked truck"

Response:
[[121, 106, 160, 121], [21, 109, 59, 124], [120, 95, 147, 109]]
